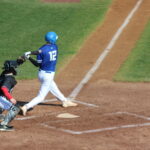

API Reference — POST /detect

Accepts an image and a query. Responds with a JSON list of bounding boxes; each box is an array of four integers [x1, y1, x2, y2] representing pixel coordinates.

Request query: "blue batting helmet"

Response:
[[45, 32, 58, 44]]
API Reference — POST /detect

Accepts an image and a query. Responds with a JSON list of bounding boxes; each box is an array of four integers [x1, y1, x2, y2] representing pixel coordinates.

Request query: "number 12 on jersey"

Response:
[[49, 51, 57, 61]]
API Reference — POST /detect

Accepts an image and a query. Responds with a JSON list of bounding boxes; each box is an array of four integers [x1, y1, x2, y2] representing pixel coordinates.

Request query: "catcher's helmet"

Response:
[[3, 60, 18, 75], [45, 32, 58, 44]]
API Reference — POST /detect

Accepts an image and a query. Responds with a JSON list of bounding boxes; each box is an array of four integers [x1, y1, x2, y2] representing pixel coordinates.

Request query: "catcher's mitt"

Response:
[[16, 56, 26, 65]]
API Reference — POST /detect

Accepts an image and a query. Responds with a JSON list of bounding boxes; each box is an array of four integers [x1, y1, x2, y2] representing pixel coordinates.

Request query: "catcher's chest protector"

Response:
[[0, 76, 4, 87]]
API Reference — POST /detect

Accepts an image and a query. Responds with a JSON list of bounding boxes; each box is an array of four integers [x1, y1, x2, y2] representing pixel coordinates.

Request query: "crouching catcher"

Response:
[[0, 57, 25, 131]]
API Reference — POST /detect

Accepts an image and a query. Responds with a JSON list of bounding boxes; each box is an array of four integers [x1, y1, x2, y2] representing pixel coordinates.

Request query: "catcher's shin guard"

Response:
[[1, 105, 20, 126], [0, 107, 5, 120]]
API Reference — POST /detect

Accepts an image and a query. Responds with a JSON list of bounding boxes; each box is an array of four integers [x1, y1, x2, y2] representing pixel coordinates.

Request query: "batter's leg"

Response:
[[49, 80, 67, 101], [25, 81, 50, 110], [49, 81, 78, 107]]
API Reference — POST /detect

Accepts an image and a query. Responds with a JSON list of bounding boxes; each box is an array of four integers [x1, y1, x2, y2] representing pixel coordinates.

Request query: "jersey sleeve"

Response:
[[37, 45, 45, 63], [1, 87, 13, 100]]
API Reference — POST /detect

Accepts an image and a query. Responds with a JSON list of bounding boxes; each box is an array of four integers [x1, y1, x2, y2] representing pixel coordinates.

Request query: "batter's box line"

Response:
[[40, 122, 150, 135], [44, 98, 99, 108]]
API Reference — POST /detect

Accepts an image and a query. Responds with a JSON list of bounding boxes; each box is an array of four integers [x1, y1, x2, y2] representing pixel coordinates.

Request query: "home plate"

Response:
[[57, 113, 79, 119]]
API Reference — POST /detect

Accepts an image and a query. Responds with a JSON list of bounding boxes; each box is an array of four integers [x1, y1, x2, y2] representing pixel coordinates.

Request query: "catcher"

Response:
[[0, 57, 25, 131]]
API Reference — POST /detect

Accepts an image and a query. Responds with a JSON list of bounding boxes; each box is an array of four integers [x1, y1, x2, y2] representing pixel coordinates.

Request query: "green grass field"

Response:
[[114, 21, 150, 82], [0, 0, 112, 79]]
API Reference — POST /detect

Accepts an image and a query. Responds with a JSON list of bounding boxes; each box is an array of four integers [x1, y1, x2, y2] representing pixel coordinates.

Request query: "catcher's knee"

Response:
[[10, 105, 20, 115]]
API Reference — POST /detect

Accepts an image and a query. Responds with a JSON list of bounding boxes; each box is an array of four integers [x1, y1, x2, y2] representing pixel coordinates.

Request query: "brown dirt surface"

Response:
[[1, 0, 150, 150]]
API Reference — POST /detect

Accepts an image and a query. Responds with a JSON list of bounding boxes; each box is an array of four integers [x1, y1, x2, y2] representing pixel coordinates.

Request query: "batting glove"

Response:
[[24, 51, 31, 59]]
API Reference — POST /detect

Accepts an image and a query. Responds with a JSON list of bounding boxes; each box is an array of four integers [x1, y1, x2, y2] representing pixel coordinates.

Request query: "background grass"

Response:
[[0, 0, 112, 79], [114, 21, 150, 82]]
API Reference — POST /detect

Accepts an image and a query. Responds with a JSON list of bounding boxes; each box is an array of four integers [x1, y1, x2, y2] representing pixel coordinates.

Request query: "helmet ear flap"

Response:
[[45, 32, 58, 44]]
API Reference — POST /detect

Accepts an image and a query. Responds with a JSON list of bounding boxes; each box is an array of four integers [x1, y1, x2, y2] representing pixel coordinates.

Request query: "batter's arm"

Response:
[[28, 57, 41, 67], [30, 50, 41, 55], [25, 50, 41, 56]]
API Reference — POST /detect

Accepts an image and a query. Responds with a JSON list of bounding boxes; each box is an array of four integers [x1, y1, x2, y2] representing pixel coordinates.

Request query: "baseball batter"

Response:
[[21, 32, 77, 116]]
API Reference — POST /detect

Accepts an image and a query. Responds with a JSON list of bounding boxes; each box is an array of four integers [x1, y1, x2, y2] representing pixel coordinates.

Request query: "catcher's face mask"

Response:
[[3, 60, 18, 75]]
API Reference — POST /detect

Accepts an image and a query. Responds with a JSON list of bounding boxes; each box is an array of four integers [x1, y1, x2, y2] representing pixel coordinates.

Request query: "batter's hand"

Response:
[[24, 51, 31, 59], [10, 98, 17, 105]]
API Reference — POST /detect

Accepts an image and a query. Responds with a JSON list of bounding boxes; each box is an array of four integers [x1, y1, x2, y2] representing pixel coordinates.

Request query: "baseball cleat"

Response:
[[21, 105, 27, 116], [62, 100, 78, 108], [0, 124, 14, 132]]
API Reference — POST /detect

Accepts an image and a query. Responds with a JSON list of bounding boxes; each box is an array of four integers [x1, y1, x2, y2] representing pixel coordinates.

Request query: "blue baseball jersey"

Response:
[[37, 44, 58, 72]]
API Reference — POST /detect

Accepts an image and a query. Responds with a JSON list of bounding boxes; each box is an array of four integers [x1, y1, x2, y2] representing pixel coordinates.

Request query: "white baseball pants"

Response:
[[26, 70, 67, 110]]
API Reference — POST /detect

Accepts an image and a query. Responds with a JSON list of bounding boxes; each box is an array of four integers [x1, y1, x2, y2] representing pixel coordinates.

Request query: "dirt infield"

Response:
[[1, 0, 150, 149]]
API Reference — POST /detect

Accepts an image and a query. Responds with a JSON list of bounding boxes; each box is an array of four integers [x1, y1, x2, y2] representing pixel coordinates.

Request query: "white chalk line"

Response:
[[44, 99, 99, 108], [15, 116, 38, 120], [69, 0, 143, 99], [41, 122, 150, 135], [41, 111, 150, 135]]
